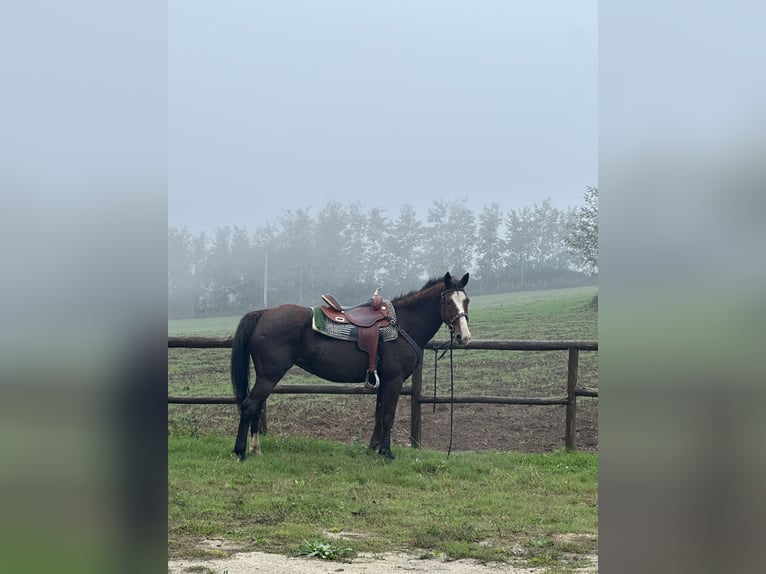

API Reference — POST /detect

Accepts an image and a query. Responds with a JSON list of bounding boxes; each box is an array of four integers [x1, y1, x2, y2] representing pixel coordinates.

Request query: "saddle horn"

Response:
[[371, 287, 382, 311]]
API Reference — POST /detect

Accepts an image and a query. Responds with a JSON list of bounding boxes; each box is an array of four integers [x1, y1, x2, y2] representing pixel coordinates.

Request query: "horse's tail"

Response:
[[231, 311, 260, 405]]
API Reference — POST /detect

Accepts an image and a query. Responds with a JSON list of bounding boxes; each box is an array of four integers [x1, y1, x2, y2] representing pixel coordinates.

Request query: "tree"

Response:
[[474, 203, 505, 293], [272, 208, 315, 305], [381, 204, 426, 293], [423, 198, 475, 278], [565, 186, 598, 275], [444, 199, 476, 276], [424, 200, 451, 277], [168, 196, 596, 318], [504, 199, 578, 289], [314, 201, 353, 299], [168, 226, 196, 318], [504, 206, 534, 288], [353, 204, 388, 290], [529, 199, 576, 284], [204, 226, 234, 316], [229, 226, 256, 311]]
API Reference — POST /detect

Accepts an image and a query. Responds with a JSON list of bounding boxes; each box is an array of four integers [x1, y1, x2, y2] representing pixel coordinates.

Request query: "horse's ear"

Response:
[[444, 272, 452, 285], [460, 272, 469, 287]]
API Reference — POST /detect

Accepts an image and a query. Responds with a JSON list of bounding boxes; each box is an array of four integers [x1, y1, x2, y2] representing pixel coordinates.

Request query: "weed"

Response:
[[294, 540, 355, 561], [524, 536, 563, 566]]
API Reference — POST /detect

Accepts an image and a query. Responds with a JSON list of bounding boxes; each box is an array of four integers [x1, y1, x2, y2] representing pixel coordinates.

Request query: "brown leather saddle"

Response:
[[319, 288, 392, 389]]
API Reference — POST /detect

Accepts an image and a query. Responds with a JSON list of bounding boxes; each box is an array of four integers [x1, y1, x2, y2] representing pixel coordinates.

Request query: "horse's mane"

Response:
[[392, 277, 443, 305]]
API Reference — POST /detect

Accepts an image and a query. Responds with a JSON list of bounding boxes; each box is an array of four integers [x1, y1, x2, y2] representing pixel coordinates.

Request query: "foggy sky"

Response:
[[169, 1, 597, 233]]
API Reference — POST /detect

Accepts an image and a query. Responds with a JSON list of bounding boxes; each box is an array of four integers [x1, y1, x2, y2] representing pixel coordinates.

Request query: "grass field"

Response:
[[168, 286, 598, 569], [168, 286, 597, 339], [168, 434, 598, 568]]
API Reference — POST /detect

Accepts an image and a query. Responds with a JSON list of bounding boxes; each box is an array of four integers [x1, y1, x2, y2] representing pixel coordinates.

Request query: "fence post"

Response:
[[565, 347, 579, 451], [410, 359, 423, 448]]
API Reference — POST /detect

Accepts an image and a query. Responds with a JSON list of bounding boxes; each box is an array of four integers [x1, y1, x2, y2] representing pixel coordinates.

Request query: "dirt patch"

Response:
[[168, 548, 598, 574], [169, 393, 598, 454], [281, 396, 599, 453]]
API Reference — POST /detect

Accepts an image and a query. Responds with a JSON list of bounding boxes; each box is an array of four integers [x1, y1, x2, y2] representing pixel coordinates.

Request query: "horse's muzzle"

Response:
[[455, 332, 471, 345]]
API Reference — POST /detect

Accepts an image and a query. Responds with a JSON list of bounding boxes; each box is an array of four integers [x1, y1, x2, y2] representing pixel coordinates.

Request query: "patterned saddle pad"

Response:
[[311, 299, 399, 342]]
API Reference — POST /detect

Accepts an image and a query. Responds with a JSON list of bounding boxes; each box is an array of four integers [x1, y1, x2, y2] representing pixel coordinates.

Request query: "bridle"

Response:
[[440, 288, 469, 336]]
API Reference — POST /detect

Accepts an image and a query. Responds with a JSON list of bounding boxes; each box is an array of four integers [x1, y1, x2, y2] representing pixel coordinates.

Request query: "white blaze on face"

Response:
[[448, 290, 471, 344]]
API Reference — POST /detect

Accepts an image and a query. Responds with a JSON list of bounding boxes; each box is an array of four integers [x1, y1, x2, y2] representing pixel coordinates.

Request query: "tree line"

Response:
[[169, 189, 598, 319]]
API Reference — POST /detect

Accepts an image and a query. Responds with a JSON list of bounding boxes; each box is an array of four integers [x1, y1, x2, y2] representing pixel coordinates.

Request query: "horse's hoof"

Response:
[[233, 448, 246, 461], [379, 449, 395, 460]]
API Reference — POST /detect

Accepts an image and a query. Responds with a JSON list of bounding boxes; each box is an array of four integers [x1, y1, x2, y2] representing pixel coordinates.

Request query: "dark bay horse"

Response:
[[231, 272, 471, 459]]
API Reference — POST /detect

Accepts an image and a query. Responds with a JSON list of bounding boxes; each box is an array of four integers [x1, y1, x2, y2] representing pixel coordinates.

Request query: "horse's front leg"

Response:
[[369, 388, 385, 451], [378, 413, 396, 459], [377, 379, 403, 459]]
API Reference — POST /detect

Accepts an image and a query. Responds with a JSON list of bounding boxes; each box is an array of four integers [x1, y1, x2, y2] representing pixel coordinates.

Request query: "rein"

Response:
[[431, 333, 456, 457], [398, 326, 423, 365]]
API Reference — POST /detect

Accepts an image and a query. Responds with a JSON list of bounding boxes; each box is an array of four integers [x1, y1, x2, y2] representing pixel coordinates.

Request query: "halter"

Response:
[[440, 288, 469, 334]]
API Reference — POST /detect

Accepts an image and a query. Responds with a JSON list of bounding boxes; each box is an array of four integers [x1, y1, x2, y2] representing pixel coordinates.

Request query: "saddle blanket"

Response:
[[311, 299, 399, 342]]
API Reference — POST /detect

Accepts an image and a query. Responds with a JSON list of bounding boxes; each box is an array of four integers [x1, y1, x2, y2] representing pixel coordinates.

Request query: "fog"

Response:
[[169, 1, 597, 234]]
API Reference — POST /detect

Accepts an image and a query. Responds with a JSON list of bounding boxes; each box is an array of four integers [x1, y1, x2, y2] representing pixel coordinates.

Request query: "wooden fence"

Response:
[[168, 337, 598, 451]]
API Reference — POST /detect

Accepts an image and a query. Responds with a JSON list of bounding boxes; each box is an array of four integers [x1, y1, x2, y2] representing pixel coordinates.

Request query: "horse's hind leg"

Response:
[[233, 403, 254, 460], [249, 406, 267, 454], [234, 379, 277, 460], [248, 406, 264, 456]]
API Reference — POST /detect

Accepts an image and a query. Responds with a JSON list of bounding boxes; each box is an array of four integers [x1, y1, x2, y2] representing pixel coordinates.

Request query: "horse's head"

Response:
[[440, 272, 471, 345]]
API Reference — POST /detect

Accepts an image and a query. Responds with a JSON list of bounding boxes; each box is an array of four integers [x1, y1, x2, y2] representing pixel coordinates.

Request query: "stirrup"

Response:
[[365, 370, 380, 390]]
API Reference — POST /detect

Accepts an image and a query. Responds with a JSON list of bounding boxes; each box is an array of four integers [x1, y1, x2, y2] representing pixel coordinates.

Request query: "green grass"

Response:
[[168, 433, 598, 566], [466, 286, 597, 340]]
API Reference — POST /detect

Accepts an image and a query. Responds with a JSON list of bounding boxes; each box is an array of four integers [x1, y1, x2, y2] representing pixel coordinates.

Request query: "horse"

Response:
[[230, 272, 471, 459]]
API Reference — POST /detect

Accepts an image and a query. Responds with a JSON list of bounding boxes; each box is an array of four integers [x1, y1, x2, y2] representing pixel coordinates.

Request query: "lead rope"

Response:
[[447, 331, 455, 457], [431, 330, 456, 457], [432, 338, 452, 412]]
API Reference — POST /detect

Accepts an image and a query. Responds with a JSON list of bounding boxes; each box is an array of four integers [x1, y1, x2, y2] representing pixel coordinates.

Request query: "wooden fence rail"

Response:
[[168, 338, 598, 451]]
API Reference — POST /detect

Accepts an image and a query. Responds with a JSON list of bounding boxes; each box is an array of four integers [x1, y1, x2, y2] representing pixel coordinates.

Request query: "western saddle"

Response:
[[319, 288, 393, 389]]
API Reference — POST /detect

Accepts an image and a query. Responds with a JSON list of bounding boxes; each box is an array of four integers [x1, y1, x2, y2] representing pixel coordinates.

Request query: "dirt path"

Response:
[[169, 549, 598, 573]]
